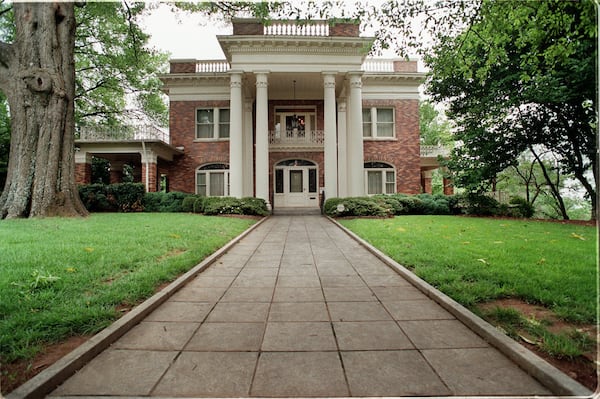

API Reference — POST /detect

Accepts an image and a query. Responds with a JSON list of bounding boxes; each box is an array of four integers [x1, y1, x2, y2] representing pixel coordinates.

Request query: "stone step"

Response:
[[272, 207, 322, 216]]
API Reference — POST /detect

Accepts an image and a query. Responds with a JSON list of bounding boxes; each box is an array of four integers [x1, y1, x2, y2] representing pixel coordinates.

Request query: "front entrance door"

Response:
[[274, 160, 319, 208]]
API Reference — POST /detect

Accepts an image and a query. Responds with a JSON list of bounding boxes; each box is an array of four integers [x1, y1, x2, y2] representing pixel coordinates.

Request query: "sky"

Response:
[[139, 3, 231, 60]]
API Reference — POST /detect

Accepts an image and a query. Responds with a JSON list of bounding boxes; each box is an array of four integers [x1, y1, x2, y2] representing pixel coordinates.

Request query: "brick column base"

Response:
[[443, 178, 454, 195], [75, 163, 92, 185]]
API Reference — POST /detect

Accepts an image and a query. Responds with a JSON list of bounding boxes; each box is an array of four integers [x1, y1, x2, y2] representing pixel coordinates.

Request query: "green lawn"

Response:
[[339, 216, 597, 324], [0, 213, 256, 364]]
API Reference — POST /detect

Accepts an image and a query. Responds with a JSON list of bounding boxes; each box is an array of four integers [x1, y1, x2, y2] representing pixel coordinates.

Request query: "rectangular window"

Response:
[[218, 109, 230, 138], [210, 172, 225, 196], [385, 171, 395, 193], [196, 108, 230, 140], [363, 107, 395, 138], [308, 168, 317, 193], [377, 108, 394, 137], [196, 173, 207, 196], [275, 169, 284, 193], [367, 171, 383, 195], [362, 109, 372, 137]]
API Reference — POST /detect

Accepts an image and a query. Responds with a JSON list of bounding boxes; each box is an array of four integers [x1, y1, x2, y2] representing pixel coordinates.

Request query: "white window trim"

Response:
[[195, 107, 230, 141], [363, 107, 396, 140], [196, 165, 230, 197], [364, 163, 396, 195]]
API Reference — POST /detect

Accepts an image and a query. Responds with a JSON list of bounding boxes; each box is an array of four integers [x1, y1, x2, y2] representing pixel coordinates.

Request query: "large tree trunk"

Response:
[[0, 2, 87, 218]]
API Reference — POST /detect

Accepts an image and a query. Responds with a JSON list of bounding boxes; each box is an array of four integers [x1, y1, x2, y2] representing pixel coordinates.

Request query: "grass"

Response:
[[0, 213, 256, 364], [339, 216, 597, 324]]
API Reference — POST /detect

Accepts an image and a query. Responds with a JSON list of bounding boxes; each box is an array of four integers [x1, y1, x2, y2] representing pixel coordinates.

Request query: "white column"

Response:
[[337, 98, 347, 197], [347, 72, 364, 197], [243, 99, 254, 197], [229, 72, 243, 198], [323, 72, 337, 199], [255, 72, 271, 209]]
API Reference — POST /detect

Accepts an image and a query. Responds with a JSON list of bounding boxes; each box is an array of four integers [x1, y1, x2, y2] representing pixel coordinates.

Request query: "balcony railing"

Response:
[[196, 60, 231, 73], [420, 145, 450, 158], [264, 21, 329, 36], [361, 59, 395, 72], [77, 125, 169, 144], [269, 130, 324, 149]]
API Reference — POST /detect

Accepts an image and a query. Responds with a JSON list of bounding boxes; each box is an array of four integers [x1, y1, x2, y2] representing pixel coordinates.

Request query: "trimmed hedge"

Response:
[[78, 183, 145, 212], [78, 184, 269, 216], [324, 193, 534, 218]]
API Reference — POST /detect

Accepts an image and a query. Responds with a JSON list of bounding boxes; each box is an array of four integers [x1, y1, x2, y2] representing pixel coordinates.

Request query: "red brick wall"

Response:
[[233, 20, 263, 35], [167, 100, 231, 193], [170, 61, 196, 73], [329, 22, 360, 37], [362, 99, 421, 194], [393, 61, 418, 73], [75, 162, 91, 185]]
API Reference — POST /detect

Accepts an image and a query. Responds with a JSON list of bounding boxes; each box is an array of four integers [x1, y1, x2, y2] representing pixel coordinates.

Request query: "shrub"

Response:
[[78, 183, 144, 212], [461, 192, 501, 216], [508, 196, 535, 218], [181, 196, 198, 213], [324, 197, 392, 217], [200, 197, 269, 216], [78, 184, 115, 212], [193, 197, 207, 214], [108, 183, 145, 212], [142, 191, 192, 213]]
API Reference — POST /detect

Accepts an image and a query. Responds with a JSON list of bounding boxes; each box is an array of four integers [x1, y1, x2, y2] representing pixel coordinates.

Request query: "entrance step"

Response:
[[272, 207, 322, 216]]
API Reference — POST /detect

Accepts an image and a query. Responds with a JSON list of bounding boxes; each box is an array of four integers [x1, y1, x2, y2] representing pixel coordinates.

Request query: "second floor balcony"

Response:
[[77, 125, 169, 144], [269, 129, 324, 150]]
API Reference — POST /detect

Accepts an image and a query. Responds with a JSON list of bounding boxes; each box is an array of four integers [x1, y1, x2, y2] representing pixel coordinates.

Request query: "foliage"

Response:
[[79, 183, 145, 212], [508, 196, 535, 219], [91, 157, 110, 185], [340, 216, 597, 324], [0, 214, 255, 364], [181, 195, 199, 212], [142, 191, 193, 213], [201, 196, 269, 216], [426, 0, 597, 218], [419, 101, 453, 146], [74, 2, 168, 126]]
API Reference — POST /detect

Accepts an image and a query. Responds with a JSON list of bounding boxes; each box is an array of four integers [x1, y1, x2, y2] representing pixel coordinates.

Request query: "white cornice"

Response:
[[218, 36, 374, 59]]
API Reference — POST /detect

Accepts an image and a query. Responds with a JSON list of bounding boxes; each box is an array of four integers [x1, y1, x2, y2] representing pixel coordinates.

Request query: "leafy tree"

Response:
[[419, 101, 453, 146], [425, 0, 597, 219], [0, 2, 168, 218]]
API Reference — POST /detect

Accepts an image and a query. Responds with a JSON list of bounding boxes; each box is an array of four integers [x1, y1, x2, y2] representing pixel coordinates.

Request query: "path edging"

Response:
[[7, 217, 269, 399], [328, 216, 593, 398]]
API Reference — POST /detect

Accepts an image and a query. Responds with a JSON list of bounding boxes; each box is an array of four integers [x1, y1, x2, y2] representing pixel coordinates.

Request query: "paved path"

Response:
[[50, 216, 552, 397]]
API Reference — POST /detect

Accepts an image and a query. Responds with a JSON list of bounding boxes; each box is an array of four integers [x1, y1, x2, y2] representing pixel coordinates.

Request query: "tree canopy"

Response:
[[424, 0, 597, 218]]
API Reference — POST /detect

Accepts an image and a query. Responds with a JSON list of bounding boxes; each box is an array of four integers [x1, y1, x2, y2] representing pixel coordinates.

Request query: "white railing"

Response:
[[269, 130, 324, 147], [264, 22, 329, 36], [362, 59, 395, 72], [77, 125, 169, 144], [196, 60, 231, 73], [420, 145, 450, 158]]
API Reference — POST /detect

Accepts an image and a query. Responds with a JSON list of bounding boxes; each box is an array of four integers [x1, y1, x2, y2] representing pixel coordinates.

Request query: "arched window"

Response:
[[364, 162, 395, 195], [196, 163, 229, 196]]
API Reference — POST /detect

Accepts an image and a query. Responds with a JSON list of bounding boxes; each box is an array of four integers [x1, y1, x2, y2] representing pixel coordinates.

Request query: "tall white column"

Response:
[[347, 72, 364, 197], [229, 72, 243, 198], [323, 73, 337, 199], [337, 98, 347, 197], [243, 99, 254, 197], [255, 72, 271, 209]]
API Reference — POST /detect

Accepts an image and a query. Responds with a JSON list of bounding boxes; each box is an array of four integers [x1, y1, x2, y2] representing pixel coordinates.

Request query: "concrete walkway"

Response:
[[48, 216, 561, 397]]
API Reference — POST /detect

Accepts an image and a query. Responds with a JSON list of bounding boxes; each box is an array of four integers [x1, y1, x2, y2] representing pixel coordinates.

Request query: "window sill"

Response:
[[194, 138, 230, 143], [363, 137, 397, 141]]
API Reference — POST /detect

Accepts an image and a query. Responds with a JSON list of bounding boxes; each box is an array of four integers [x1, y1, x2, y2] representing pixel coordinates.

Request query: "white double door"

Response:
[[274, 165, 319, 208]]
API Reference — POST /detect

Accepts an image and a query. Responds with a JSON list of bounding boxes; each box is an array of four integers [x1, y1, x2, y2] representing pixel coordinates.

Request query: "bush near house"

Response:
[[78, 184, 269, 216], [324, 193, 534, 218]]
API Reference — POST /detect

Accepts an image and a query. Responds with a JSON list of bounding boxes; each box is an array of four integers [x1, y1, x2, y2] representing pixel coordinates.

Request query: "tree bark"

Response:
[[0, 2, 87, 218]]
